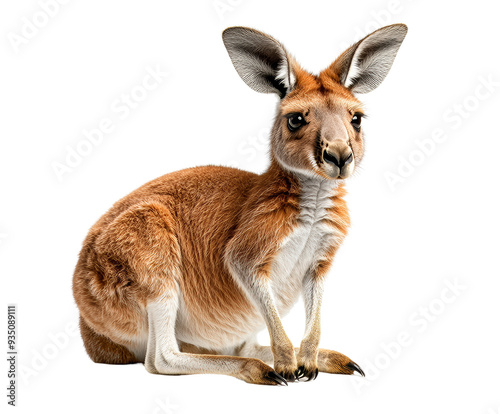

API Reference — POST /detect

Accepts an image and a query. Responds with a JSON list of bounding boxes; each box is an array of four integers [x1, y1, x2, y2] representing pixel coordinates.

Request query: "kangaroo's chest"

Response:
[[270, 179, 345, 310]]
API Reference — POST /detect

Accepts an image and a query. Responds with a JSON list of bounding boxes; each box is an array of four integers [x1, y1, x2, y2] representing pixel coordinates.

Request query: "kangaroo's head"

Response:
[[223, 24, 407, 180]]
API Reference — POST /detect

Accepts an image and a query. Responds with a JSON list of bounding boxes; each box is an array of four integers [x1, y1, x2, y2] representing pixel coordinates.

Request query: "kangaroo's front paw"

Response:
[[296, 341, 319, 381], [296, 351, 319, 381], [274, 361, 299, 382], [295, 362, 319, 381], [272, 344, 298, 382]]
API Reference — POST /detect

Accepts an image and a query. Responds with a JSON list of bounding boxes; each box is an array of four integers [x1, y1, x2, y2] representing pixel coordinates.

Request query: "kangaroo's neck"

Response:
[[258, 156, 342, 201]]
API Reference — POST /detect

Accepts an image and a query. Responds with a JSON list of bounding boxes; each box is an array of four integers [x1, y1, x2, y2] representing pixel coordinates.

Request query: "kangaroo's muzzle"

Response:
[[322, 144, 354, 178]]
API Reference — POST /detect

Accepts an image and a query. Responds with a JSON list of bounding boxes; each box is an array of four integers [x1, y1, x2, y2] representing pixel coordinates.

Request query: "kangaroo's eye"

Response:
[[351, 113, 362, 132], [286, 113, 307, 132]]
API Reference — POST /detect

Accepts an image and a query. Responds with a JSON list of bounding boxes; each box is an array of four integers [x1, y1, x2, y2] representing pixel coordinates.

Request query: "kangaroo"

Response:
[[73, 24, 407, 385]]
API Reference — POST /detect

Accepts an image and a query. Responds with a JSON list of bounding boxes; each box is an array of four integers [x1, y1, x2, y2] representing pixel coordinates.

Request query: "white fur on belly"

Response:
[[270, 177, 343, 312]]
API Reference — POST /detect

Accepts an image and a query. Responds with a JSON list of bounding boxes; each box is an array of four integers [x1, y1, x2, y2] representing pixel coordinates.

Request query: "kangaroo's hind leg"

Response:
[[105, 201, 287, 385], [144, 291, 287, 385], [86, 198, 286, 385]]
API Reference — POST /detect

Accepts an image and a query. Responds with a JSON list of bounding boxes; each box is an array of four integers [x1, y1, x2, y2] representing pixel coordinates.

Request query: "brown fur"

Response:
[[73, 69, 355, 380], [73, 160, 349, 350], [79, 316, 137, 364]]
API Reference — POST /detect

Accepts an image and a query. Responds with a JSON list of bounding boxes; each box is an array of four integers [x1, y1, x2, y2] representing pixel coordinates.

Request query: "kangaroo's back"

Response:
[[74, 165, 260, 352], [87, 165, 257, 234]]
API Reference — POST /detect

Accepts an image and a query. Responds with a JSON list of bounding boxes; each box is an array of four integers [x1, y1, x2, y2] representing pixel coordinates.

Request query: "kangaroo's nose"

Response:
[[323, 150, 353, 170]]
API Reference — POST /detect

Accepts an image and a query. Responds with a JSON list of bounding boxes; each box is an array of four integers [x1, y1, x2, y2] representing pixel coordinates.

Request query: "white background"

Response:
[[1, 0, 499, 413]]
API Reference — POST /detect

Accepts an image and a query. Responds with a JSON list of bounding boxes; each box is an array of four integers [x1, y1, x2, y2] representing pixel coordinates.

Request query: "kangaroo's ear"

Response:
[[331, 24, 407, 94], [222, 27, 294, 98]]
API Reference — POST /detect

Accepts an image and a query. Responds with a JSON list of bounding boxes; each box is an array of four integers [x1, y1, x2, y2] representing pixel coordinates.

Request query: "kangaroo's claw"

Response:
[[346, 361, 365, 377], [266, 370, 288, 386], [296, 365, 319, 381]]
